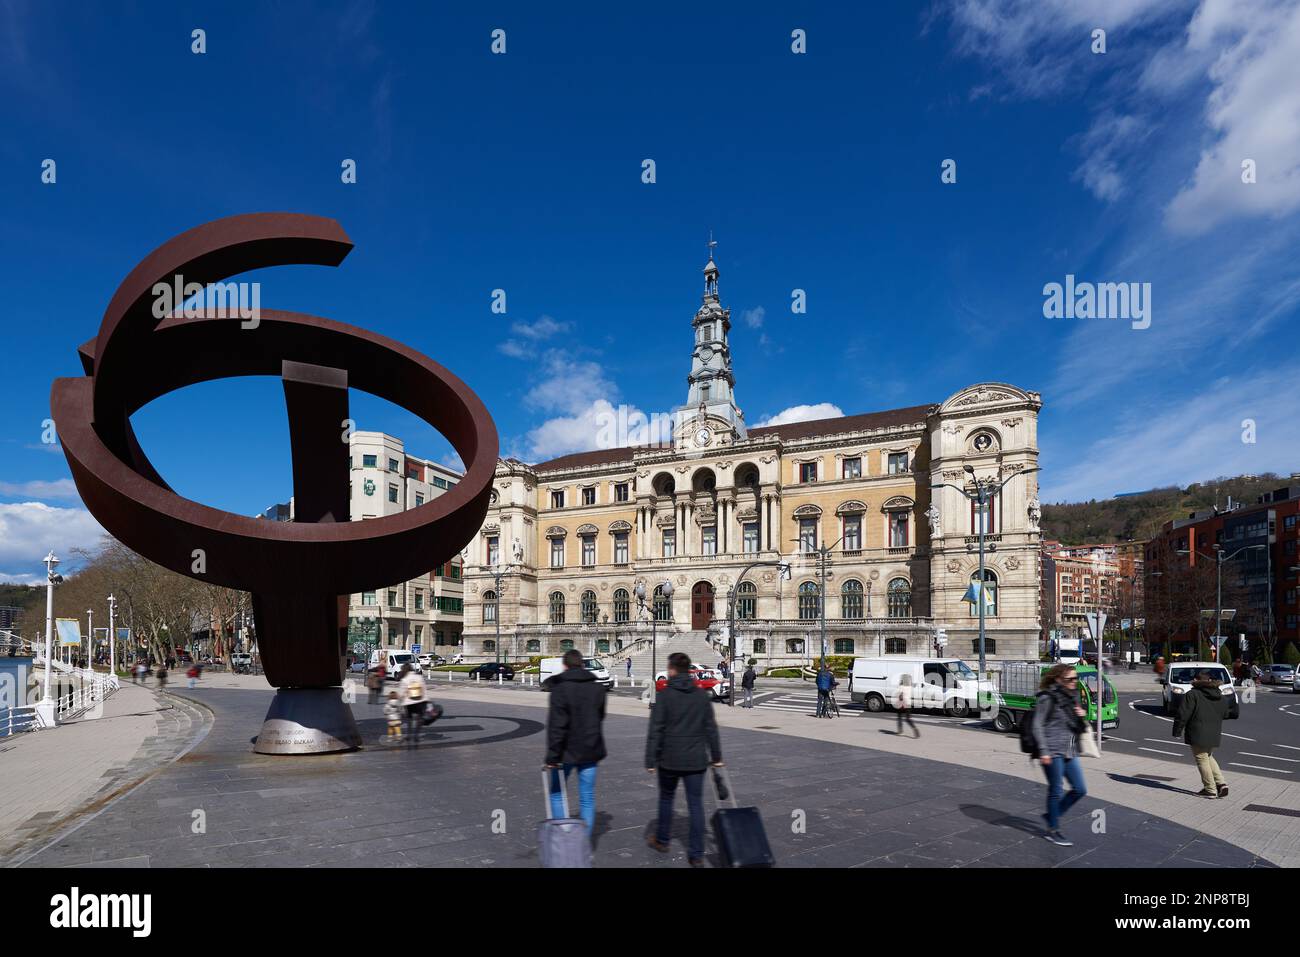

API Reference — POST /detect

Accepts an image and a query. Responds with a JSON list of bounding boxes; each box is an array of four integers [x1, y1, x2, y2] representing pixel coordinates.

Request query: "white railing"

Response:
[[0, 705, 38, 737], [29, 651, 120, 725]]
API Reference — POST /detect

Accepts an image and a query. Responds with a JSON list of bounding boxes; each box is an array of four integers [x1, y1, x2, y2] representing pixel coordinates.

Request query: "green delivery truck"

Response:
[[988, 661, 1119, 733]]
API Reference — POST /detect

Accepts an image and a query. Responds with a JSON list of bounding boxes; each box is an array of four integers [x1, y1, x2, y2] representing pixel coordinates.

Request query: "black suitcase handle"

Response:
[[709, 764, 739, 809]]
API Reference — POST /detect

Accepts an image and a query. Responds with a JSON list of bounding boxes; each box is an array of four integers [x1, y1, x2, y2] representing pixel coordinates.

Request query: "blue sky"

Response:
[[3, 0, 1299, 582]]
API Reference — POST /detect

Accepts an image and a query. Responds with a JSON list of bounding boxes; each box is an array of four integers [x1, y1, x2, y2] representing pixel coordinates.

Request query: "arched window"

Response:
[[613, 588, 630, 623], [581, 590, 597, 624], [798, 581, 819, 620], [549, 591, 566, 624], [841, 580, 863, 619], [559, 639, 575, 651], [737, 581, 757, 620], [525, 639, 541, 653], [654, 584, 672, 621], [834, 638, 855, 654], [968, 570, 998, 617], [483, 640, 496, 653], [888, 578, 912, 618], [884, 637, 907, 654], [482, 589, 497, 624], [752, 638, 767, 654]]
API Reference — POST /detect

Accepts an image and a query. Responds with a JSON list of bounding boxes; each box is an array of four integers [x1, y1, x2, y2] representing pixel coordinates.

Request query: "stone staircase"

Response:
[[610, 628, 720, 682]]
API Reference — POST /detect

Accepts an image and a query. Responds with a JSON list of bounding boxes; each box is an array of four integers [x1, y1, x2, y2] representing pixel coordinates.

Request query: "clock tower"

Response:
[[675, 237, 747, 448]]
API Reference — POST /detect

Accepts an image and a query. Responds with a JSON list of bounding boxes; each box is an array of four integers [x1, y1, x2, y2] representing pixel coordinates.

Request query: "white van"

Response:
[[848, 657, 992, 717], [368, 648, 421, 679], [540, 656, 614, 689], [1160, 661, 1239, 718]]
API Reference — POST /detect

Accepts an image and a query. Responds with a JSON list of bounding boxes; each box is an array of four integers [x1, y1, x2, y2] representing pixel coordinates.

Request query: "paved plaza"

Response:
[[4, 673, 1285, 869]]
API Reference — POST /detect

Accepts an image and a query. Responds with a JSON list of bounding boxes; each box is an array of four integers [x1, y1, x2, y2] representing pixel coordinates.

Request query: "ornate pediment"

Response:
[[608, 520, 632, 533], [656, 513, 677, 528], [736, 506, 758, 521], [881, 495, 915, 511], [835, 500, 867, 515], [576, 523, 599, 535], [545, 525, 567, 538], [792, 504, 823, 518], [482, 522, 500, 534]]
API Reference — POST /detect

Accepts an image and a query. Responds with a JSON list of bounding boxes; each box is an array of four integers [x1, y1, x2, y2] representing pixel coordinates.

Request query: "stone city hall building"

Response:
[[463, 255, 1044, 667]]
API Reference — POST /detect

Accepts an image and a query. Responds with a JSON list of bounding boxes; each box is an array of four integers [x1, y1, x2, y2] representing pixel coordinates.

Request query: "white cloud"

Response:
[[511, 315, 571, 340], [523, 351, 617, 415], [0, 478, 80, 500], [741, 306, 765, 329], [0, 572, 44, 586], [1041, 360, 1300, 502], [497, 339, 529, 359], [0, 501, 105, 573], [525, 398, 620, 460], [1165, 0, 1300, 233], [754, 403, 844, 428]]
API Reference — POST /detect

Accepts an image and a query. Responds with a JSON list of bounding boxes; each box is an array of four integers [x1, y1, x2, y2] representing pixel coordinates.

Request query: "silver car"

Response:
[[1263, 663, 1296, 686]]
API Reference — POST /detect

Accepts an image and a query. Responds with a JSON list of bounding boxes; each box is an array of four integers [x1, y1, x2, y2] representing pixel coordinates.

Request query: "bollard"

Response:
[[497, 673, 503, 686]]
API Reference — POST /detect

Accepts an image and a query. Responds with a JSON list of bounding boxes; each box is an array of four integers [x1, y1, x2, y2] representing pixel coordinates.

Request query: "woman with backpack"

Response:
[[1028, 664, 1088, 847]]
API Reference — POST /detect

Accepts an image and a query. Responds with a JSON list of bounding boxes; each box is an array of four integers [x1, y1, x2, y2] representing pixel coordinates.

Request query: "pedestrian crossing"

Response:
[[748, 690, 947, 722]]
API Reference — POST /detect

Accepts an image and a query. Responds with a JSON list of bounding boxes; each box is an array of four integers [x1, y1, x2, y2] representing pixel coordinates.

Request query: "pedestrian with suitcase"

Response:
[[709, 763, 775, 867], [537, 767, 592, 868], [645, 652, 722, 867], [544, 649, 608, 835]]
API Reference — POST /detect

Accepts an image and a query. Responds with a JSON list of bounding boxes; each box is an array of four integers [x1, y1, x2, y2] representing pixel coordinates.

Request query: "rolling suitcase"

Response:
[[538, 768, 591, 868], [709, 765, 775, 868]]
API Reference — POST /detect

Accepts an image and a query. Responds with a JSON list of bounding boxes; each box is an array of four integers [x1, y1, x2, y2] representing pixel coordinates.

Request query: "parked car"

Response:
[[417, 653, 446, 669], [1160, 662, 1238, 718], [347, 659, 367, 673], [655, 668, 730, 701], [468, 662, 515, 681], [231, 653, 253, 674], [1261, 663, 1296, 686]]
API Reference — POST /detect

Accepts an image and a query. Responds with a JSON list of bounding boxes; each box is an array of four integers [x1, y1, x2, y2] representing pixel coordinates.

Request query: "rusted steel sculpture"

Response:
[[51, 213, 498, 753]]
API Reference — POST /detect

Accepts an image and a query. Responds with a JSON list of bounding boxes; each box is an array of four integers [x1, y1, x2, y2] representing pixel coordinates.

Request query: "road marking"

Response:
[[1276, 744, 1300, 751], [1221, 732, 1255, 741], [1139, 746, 1182, 756], [1146, 738, 1187, 747], [1228, 762, 1292, 774], [1240, 752, 1300, 763], [1106, 735, 1135, 743]]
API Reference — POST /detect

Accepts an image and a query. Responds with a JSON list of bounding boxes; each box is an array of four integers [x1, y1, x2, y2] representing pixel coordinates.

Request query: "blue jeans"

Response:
[[548, 763, 597, 833], [656, 769, 706, 860], [1042, 755, 1087, 830]]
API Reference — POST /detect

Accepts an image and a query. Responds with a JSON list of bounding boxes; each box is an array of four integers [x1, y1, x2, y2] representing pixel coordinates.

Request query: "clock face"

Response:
[[695, 428, 712, 447]]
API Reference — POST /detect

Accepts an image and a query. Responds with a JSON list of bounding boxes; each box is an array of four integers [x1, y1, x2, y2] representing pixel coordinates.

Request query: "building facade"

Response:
[[344, 431, 465, 656], [462, 255, 1044, 666], [1144, 482, 1300, 662]]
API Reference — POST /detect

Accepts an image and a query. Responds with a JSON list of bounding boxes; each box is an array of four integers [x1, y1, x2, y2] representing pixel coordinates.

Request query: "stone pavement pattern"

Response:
[[0, 677, 211, 864], [16, 674, 1271, 868]]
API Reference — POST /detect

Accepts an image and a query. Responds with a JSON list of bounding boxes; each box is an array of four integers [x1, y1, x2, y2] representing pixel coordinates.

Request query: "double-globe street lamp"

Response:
[[931, 465, 1042, 675], [475, 562, 515, 666], [633, 579, 673, 705]]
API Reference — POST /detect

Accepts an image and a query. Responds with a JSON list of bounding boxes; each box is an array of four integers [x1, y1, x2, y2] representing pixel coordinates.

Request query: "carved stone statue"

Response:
[[1027, 497, 1041, 532], [511, 536, 524, 564], [925, 503, 942, 540]]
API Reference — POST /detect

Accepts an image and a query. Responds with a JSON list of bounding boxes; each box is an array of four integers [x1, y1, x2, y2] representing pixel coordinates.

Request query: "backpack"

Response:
[[407, 681, 423, 700], [816, 670, 832, 691], [1020, 691, 1050, 756]]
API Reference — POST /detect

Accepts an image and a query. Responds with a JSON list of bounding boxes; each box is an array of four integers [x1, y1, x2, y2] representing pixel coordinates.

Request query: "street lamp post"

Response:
[[931, 466, 1041, 674], [38, 551, 61, 726], [475, 563, 514, 666], [725, 559, 791, 707], [634, 579, 673, 705], [107, 593, 118, 676], [86, 608, 93, 670], [1177, 544, 1265, 660]]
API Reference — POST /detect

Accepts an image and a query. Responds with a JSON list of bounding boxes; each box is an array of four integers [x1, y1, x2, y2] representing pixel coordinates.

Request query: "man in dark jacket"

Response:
[[1173, 672, 1230, 798], [645, 652, 723, 866], [545, 649, 608, 833], [740, 661, 756, 708], [815, 660, 837, 717]]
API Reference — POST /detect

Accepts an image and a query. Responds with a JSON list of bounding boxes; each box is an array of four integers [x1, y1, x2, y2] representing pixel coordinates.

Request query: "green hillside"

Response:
[[1042, 472, 1298, 545]]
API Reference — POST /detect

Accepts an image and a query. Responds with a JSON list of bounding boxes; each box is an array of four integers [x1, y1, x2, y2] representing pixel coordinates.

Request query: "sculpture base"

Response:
[[254, 687, 361, 754]]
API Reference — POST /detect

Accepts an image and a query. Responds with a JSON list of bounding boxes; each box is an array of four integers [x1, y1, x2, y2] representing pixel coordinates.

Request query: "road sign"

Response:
[[1085, 612, 1107, 641], [411, 644, 421, 655]]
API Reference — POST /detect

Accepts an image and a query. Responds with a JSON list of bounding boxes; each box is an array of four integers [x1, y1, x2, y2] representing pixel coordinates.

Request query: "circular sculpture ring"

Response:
[[51, 213, 498, 751]]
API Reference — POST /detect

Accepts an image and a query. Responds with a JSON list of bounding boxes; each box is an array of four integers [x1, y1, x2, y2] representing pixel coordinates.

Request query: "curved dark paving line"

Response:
[[19, 685, 1273, 868]]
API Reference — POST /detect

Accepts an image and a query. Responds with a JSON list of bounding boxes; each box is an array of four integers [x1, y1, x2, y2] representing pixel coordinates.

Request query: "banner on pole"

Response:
[[55, 618, 82, 646]]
